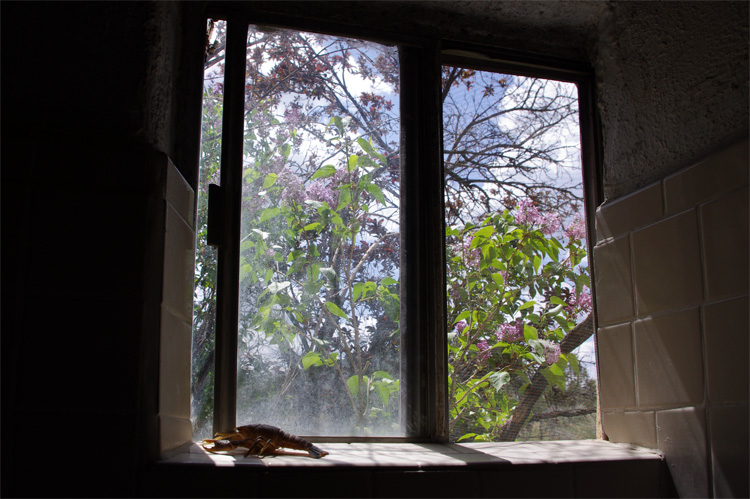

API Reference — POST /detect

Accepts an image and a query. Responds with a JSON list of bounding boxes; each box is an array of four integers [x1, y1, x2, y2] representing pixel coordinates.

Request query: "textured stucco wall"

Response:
[[595, 1, 749, 201], [243, 1, 604, 61]]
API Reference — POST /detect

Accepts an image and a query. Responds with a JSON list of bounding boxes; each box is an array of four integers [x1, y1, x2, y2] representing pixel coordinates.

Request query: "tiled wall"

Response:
[[594, 139, 749, 498], [157, 158, 196, 454]]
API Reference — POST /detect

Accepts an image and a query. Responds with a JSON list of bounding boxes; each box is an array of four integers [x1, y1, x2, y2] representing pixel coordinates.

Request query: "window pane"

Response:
[[236, 26, 401, 436], [442, 68, 596, 442], [191, 19, 227, 441]]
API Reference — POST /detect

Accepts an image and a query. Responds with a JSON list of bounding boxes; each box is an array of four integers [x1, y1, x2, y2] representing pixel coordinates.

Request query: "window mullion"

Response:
[[213, 19, 248, 435], [400, 42, 449, 441]]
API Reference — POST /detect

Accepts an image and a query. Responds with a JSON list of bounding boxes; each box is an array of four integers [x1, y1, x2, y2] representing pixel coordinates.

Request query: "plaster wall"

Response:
[[595, 1, 749, 200]]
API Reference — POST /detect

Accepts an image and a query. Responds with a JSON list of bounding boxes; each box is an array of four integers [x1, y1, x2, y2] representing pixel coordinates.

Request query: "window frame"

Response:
[[201, 8, 603, 443]]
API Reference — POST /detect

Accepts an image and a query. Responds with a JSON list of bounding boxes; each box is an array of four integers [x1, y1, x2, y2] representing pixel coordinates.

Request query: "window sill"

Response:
[[159, 439, 662, 469], [146, 440, 668, 497]]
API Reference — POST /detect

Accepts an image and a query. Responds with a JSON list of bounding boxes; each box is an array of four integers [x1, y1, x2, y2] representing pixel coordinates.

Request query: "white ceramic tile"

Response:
[[632, 211, 703, 316], [162, 203, 196, 321], [159, 308, 192, 419], [634, 308, 704, 408]]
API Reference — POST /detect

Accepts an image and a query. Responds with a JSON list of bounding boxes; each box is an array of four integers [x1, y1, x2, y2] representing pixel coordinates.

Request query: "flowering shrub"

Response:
[[235, 116, 401, 435], [446, 204, 590, 441]]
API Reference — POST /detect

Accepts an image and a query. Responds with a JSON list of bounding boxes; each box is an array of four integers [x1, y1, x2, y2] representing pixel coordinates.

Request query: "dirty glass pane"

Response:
[[442, 67, 597, 442], [191, 19, 227, 440], [236, 26, 401, 436]]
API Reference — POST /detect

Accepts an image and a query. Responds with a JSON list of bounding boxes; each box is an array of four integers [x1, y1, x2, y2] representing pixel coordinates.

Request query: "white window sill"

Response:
[[159, 439, 662, 469]]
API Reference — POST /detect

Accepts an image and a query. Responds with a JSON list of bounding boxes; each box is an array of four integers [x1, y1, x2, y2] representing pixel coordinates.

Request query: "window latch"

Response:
[[207, 183, 223, 248]]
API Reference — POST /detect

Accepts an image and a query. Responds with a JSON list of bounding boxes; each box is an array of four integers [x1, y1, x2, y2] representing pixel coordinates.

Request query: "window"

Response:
[[192, 17, 602, 443], [441, 66, 597, 442]]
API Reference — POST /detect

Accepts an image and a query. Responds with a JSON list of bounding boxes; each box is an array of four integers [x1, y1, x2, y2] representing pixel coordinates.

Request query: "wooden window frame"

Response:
[[202, 8, 603, 443]]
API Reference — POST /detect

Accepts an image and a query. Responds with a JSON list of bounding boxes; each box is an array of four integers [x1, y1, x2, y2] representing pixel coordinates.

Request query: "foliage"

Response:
[[446, 206, 591, 441], [235, 116, 400, 434]]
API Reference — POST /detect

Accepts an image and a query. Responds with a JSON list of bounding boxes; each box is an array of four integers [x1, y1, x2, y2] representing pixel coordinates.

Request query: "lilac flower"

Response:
[[545, 342, 561, 365], [477, 339, 491, 363], [454, 320, 468, 334], [305, 180, 337, 207], [514, 199, 560, 235], [449, 281, 462, 301], [538, 339, 562, 365], [331, 167, 355, 187], [495, 320, 524, 343], [567, 286, 593, 313], [564, 215, 587, 242], [539, 212, 561, 236], [283, 106, 302, 126], [514, 199, 543, 226], [277, 168, 305, 206]]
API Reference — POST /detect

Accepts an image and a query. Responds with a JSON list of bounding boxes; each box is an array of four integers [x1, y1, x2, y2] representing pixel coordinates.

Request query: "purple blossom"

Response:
[[454, 319, 468, 334], [514, 199, 560, 235], [539, 212, 561, 236], [449, 281, 462, 301], [284, 106, 302, 126], [514, 199, 543, 226], [477, 339, 491, 363], [564, 215, 587, 242], [495, 320, 524, 343], [331, 167, 355, 187], [538, 339, 562, 365], [305, 180, 337, 207], [277, 168, 305, 206], [567, 286, 593, 313]]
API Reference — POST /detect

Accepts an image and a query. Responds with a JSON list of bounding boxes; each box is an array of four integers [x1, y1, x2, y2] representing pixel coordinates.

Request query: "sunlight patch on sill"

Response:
[[159, 439, 662, 469]]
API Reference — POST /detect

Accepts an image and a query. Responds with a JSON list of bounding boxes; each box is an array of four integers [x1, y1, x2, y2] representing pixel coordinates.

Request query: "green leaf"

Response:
[[519, 300, 536, 311], [373, 370, 394, 380], [532, 254, 542, 273], [457, 433, 477, 442], [374, 379, 396, 406], [311, 164, 337, 180], [304, 200, 326, 210], [550, 295, 568, 307], [548, 361, 565, 376], [541, 367, 566, 390], [267, 281, 290, 294], [474, 225, 495, 240], [260, 207, 282, 222], [523, 325, 539, 342], [381, 276, 397, 286], [366, 183, 386, 205], [562, 352, 579, 375], [303, 222, 321, 232], [262, 173, 278, 189], [251, 228, 269, 240], [301, 352, 322, 370], [489, 371, 511, 392], [325, 301, 348, 320], [454, 310, 471, 324], [347, 154, 359, 172], [352, 282, 365, 302], [320, 267, 337, 282], [347, 375, 359, 395], [323, 352, 339, 367], [357, 137, 386, 162]]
